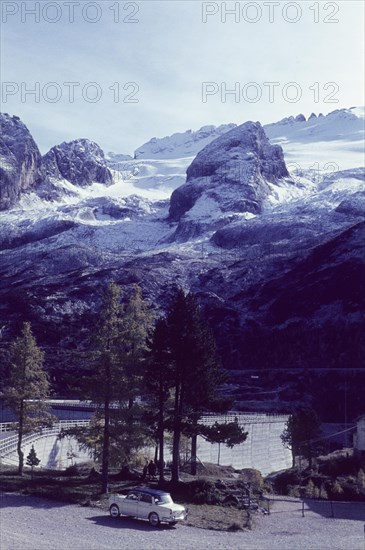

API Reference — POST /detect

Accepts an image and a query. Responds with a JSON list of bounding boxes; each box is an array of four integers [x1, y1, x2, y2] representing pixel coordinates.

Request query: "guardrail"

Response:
[[0, 420, 90, 458], [0, 423, 15, 433], [265, 496, 365, 521], [200, 413, 290, 425]]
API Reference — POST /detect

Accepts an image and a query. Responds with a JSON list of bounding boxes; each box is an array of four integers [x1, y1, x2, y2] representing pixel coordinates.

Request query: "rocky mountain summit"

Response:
[[0, 113, 43, 210], [169, 121, 289, 220], [43, 139, 113, 187], [0, 113, 113, 210]]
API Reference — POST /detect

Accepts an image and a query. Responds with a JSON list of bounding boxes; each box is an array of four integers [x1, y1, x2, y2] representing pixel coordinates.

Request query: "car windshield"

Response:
[[155, 494, 173, 505]]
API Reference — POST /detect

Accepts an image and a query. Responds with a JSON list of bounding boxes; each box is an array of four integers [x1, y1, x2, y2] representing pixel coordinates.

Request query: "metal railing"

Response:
[[0, 423, 15, 433], [266, 496, 365, 521], [0, 420, 90, 458], [200, 412, 289, 425]]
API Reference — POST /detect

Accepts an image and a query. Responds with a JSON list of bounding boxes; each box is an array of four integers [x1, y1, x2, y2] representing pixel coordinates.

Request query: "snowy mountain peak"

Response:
[[134, 123, 237, 159], [167, 121, 290, 240], [264, 106, 365, 171], [185, 121, 288, 185]]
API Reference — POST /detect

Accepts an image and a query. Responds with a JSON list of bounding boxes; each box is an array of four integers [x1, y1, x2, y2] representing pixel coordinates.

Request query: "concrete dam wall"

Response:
[[1, 421, 92, 470], [197, 413, 292, 475], [2, 434, 91, 470], [1, 412, 292, 475]]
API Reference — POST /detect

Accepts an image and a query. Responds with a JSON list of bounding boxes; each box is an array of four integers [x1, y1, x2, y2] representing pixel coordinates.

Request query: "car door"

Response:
[[136, 492, 154, 519], [121, 491, 139, 517]]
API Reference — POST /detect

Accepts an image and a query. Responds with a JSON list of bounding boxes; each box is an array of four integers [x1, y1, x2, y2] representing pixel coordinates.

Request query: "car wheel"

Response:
[[109, 504, 120, 518], [148, 512, 160, 526]]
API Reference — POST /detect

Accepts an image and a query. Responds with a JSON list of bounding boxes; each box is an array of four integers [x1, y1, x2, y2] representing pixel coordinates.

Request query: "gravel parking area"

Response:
[[1, 492, 364, 550]]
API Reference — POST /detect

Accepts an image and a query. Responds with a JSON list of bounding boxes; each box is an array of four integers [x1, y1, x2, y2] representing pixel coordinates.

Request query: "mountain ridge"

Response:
[[0, 108, 364, 421]]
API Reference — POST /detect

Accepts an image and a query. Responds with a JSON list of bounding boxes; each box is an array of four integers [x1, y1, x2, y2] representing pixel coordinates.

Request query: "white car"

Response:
[[108, 488, 188, 526]]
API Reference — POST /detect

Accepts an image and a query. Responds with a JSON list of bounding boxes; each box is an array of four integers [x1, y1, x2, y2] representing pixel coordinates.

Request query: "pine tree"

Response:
[[202, 420, 248, 465], [26, 445, 40, 479], [4, 322, 53, 475], [281, 408, 321, 468], [119, 284, 154, 407], [182, 303, 231, 475], [59, 415, 103, 463], [144, 318, 173, 482], [89, 282, 122, 493], [88, 283, 153, 493], [160, 288, 229, 482]]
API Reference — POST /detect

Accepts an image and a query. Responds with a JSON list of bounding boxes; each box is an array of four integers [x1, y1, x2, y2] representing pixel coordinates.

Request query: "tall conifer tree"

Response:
[[4, 322, 52, 475]]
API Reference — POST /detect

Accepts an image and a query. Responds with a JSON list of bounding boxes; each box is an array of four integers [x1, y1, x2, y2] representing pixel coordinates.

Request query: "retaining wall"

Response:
[[197, 413, 292, 475]]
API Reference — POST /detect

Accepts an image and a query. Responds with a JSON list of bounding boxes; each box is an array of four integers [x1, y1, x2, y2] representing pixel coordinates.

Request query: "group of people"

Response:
[[141, 459, 166, 480], [142, 460, 157, 480]]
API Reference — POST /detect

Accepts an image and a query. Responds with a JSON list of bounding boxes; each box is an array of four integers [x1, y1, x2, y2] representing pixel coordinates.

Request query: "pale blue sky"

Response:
[[1, 1, 364, 154]]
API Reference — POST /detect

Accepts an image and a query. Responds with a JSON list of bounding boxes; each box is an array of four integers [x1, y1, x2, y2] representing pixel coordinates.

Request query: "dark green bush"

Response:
[[189, 479, 221, 504], [65, 464, 79, 477], [270, 469, 300, 494]]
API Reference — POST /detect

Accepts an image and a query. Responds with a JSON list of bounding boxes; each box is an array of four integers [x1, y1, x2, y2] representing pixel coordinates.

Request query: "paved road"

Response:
[[0, 493, 364, 550]]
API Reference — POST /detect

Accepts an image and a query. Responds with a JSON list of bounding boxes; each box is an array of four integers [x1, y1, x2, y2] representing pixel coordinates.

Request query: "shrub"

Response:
[[222, 494, 239, 507], [270, 469, 300, 495], [189, 479, 220, 505], [305, 479, 316, 498], [357, 469, 365, 489], [88, 467, 100, 480], [320, 454, 359, 477], [331, 479, 344, 499], [287, 484, 300, 498], [239, 469, 264, 492], [65, 464, 79, 477], [319, 484, 328, 500]]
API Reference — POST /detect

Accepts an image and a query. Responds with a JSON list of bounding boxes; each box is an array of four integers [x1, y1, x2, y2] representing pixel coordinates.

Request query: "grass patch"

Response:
[[185, 503, 251, 531]]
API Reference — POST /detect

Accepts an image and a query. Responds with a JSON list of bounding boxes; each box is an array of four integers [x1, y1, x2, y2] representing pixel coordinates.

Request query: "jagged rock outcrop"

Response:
[[43, 139, 113, 187], [295, 114, 306, 122], [335, 192, 365, 217], [168, 121, 289, 224], [0, 113, 44, 210]]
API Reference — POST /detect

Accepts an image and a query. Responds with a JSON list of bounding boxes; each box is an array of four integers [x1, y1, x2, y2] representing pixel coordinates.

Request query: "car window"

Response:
[[140, 493, 153, 504], [154, 494, 173, 505], [126, 492, 139, 500]]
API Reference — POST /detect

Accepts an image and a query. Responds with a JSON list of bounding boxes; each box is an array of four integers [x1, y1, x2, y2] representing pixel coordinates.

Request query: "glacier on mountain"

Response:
[[0, 108, 364, 417]]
